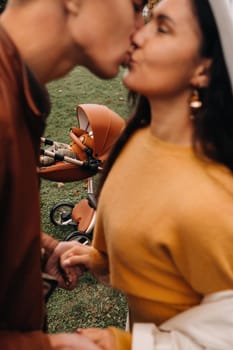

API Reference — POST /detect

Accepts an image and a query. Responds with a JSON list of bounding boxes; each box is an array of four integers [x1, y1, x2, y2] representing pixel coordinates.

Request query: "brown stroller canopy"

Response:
[[77, 104, 125, 160]]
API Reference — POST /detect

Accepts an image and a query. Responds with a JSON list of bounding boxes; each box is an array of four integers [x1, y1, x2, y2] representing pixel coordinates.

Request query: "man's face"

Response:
[[69, 0, 147, 78]]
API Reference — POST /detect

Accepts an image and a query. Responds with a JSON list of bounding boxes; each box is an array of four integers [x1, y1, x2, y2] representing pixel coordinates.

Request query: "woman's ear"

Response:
[[63, 0, 81, 15], [190, 58, 212, 88]]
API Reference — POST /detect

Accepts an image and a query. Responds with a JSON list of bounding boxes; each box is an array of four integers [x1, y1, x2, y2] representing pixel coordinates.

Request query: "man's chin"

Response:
[[86, 63, 119, 80]]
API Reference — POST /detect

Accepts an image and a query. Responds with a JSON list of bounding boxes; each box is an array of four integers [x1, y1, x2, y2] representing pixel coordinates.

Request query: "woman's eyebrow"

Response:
[[156, 13, 176, 26]]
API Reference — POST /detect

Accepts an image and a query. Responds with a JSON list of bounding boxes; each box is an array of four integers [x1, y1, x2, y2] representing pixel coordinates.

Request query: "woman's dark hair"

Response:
[[97, 0, 233, 196], [191, 0, 233, 170]]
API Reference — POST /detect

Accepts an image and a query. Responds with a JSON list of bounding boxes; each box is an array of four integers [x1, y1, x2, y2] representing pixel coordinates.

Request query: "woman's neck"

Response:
[[148, 94, 194, 146]]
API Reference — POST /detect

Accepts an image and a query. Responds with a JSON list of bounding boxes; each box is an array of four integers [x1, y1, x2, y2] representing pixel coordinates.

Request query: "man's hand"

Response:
[[44, 241, 84, 290]]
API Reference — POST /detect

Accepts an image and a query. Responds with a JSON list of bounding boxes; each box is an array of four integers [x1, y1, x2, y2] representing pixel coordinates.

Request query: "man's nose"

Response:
[[135, 12, 145, 30]]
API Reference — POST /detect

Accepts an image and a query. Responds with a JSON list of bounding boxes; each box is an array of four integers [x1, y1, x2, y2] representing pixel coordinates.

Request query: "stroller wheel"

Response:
[[50, 201, 76, 226], [65, 231, 92, 245]]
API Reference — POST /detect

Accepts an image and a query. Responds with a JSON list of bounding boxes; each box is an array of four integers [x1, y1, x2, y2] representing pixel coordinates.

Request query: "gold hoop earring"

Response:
[[189, 89, 202, 109]]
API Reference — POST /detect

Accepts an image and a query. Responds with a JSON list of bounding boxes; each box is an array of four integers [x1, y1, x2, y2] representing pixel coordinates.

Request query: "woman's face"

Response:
[[123, 0, 208, 97], [70, 0, 146, 78]]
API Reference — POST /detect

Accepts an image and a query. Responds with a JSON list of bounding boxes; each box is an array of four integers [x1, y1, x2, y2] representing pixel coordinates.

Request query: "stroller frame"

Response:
[[40, 103, 125, 244]]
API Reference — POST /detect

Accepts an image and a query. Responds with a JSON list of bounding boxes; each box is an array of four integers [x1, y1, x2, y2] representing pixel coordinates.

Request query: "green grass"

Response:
[[41, 67, 129, 333]]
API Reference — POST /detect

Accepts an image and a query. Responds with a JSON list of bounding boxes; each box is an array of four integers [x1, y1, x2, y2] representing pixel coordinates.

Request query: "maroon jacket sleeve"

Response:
[[0, 330, 52, 350]]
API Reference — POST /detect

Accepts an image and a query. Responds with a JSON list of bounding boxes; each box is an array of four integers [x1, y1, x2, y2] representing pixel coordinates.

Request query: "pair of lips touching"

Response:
[[122, 43, 137, 68]]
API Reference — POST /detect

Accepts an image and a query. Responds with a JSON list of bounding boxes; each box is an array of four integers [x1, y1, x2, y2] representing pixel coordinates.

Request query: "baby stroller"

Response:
[[40, 104, 125, 245]]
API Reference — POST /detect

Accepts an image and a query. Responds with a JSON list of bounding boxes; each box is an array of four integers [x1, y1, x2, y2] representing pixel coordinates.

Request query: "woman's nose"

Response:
[[131, 20, 150, 48]]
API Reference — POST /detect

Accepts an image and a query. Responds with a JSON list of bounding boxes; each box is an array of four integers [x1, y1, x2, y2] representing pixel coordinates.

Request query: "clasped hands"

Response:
[[45, 242, 116, 350]]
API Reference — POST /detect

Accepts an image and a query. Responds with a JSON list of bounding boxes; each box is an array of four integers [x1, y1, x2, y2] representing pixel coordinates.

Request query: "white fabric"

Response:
[[208, 0, 233, 92], [132, 290, 233, 350]]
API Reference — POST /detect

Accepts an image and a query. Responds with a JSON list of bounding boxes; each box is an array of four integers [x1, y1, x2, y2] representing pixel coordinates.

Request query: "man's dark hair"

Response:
[[0, 0, 7, 13]]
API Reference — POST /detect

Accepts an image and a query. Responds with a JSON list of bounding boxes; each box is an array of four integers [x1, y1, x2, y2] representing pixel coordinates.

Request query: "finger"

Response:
[[61, 243, 84, 257], [77, 329, 103, 343], [77, 328, 115, 350], [75, 334, 102, 350], [77, 328, 108, 341], [63, 266, 83, 279], [62, 267, 83, 289], [61, 244, 91, 261], [61, 254, 90, 269]]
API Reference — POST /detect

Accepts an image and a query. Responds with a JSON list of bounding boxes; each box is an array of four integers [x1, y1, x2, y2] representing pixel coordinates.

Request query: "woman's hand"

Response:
[[61, 242, 93, 271], [49, 332, 101, 350], [77, 328, 116, 350], [61, 243, 110, 283]]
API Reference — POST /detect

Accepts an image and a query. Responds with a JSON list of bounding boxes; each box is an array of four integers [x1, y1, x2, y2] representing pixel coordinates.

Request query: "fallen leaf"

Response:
[[57, 182, 64, 188]]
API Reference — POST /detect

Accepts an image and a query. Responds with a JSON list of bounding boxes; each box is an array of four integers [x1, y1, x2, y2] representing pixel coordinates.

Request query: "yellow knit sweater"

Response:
[[91, 127, 233, 349]]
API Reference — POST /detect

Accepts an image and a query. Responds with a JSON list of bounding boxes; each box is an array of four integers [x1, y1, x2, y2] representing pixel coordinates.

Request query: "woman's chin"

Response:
[[122, 70, 135, 90]]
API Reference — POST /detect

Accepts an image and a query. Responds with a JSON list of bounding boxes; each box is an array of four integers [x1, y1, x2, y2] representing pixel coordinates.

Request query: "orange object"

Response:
[[39, 104, 125, 182]]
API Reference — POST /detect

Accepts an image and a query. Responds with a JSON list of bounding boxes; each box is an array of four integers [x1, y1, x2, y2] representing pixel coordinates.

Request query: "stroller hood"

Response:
[[39, 104, 125, 182], [77, 104, 125, 160]]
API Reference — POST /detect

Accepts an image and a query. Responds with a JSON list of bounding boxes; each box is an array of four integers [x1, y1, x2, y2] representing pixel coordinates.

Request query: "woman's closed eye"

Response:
[[156, 24, 170, 34]]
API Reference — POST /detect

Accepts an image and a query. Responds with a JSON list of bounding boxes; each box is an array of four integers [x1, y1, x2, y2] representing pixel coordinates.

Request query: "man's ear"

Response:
[[190, 58, 212, 88], [63, 0, 81, 15]]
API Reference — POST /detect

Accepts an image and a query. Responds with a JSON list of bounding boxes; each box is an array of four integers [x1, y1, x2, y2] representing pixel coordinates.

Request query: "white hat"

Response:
[[208, 0, 233, 93]]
